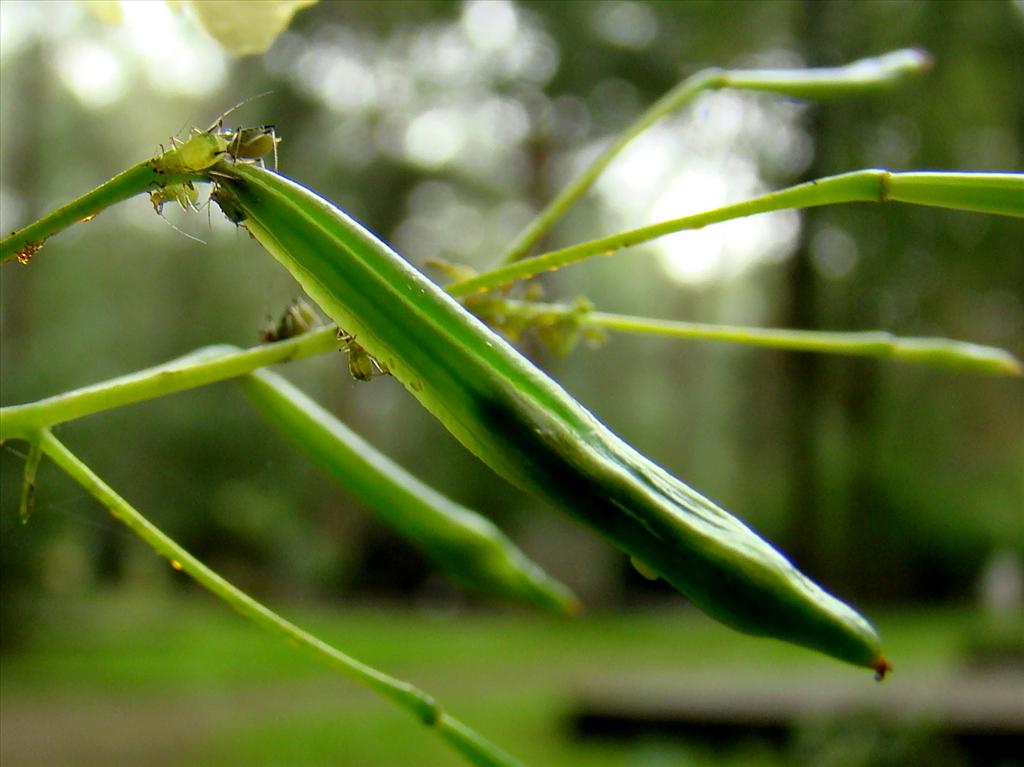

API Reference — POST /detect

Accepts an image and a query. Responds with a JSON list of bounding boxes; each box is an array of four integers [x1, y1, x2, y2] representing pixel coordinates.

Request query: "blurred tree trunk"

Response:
[[1, 38, 45, 349], [840, 358, 886, 599], [779, 1, 828, 577], [0, 37, 55, 644]]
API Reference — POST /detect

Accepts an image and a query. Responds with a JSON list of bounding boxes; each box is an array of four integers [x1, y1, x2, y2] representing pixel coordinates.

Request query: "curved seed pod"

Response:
[[212, 165, 890, 676], [237, 368, 578, 614]]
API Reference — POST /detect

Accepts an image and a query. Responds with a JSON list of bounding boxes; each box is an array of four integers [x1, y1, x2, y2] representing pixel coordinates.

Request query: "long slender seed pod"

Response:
[[237, 367, 579, 614], [211, 165, 889, 675]]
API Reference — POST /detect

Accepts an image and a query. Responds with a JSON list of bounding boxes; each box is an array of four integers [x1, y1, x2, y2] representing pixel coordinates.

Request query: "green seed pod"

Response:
[[238, 368, 579, 614], [213, 162, 890, 677]]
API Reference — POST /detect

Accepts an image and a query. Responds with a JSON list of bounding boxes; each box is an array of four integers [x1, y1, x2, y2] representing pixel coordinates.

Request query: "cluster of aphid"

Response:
[[260, 298, 389, 382], [259, 297, 320, 343], [148, 96, 280, 219], [428, 257, 607, 357], [150, 99, 390, 383]]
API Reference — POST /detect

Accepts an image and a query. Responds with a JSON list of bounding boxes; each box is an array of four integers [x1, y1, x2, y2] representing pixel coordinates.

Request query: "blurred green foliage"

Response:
[[1, 0, 1021, 646], [0, 597, 988, 766]]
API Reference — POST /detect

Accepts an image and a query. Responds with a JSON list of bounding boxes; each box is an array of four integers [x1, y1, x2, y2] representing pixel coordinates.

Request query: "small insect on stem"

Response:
[[337, 329, 389, 382], [223, 126, 281, 170], [206, 93, 281, 170], [261, 298, 321, 342], [152, 130, 229, 175], [149, 181, 200, 215], [210, 183, 247, 226], [148, 181, 206, 244], [151, 93, 280, 176]]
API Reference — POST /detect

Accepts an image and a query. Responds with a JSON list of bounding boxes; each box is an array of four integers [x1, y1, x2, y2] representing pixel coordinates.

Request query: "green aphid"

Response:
[[534, 296, 603, 357], [210, 183, 246, 226], [206, 94, 281, 169], [153, 130, 229, 175], [149, 181, 200, 214], [152, 94, 279, 176], [337, 329, 388, 382], [261, 298, 320, 343], [224, 125, 281, 169]]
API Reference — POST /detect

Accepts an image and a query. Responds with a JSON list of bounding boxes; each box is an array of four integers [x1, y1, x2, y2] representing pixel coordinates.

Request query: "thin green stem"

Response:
[[0, 161, 199, 265], [720, 48, 931, 98], [884, 172, 1024, 216], [3, 168, 1017, 435], [497, 68, 722, 266], [0, 51, 929, 269], [0, 328, 338, 441], [453, 170, 1023, 297], [3, 334, 577, 616], [37, 430, 521, 767], [477, 299, 1021, 376], [498, 49, 931, 264]]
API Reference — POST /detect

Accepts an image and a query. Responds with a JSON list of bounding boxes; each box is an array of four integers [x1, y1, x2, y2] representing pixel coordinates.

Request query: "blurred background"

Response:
[[1, 1, 1022, 765]]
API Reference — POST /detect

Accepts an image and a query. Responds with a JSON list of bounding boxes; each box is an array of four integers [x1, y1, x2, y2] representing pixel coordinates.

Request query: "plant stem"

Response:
[[0, 329, 338, 441], [477, 299, 1021, 375], [498, 49, 931, 264], [2, 167, 1018, 435], [453, 170, 1024, 297], [497, 68, 721, 266], [37, 430, 521, 767], [720, 48, 931, 98], [0, 161, 199, 265], [883, 171, 1024, 215], [0, 51, 930, 269], [5, 243, 1020, 442]]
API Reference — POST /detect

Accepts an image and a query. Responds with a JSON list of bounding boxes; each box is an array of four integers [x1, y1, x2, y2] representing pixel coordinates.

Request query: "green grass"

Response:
[[0, 593, 980, 767]]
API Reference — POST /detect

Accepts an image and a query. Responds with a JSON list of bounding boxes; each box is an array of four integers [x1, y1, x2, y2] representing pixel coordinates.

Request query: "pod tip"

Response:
[[563, 596, 585, 618], [871, 656, 893, 682]]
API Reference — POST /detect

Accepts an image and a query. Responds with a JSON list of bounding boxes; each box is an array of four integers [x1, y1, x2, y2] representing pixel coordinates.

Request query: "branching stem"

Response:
[[498, 49, 932, 264], [478, 299, 1022, 375], [0, 162, 200, 265], [0, 329, 338, 441], [36, 430, 521, 767], [454, 170, 1023, 297]]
